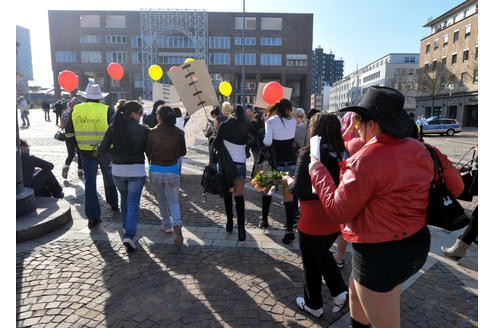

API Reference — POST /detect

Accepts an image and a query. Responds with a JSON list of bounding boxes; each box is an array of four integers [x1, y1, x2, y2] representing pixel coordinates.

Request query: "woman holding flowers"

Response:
[[262, 98, 298, 244], [282, 112, 349, 318]]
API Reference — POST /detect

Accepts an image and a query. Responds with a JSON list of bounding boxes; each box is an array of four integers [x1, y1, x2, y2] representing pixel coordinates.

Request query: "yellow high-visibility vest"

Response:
[[72, 102, 109, 151]]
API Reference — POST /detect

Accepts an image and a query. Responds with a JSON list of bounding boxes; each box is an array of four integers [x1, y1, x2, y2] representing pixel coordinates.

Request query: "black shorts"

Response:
[[351, 225, 430, 292]]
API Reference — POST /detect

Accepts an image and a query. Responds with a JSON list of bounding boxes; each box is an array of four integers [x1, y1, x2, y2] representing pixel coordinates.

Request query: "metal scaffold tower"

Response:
[[140, 9, 208, 100]]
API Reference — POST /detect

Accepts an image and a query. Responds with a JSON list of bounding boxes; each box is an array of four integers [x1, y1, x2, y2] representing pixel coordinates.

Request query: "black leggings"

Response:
[[64, 138, 82, 168], [461, 206, 478, 245], [298, 231, 348, 309]]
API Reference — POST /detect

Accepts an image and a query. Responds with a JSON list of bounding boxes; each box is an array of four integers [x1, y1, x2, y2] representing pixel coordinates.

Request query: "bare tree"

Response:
[[416, 63, 455, 113]]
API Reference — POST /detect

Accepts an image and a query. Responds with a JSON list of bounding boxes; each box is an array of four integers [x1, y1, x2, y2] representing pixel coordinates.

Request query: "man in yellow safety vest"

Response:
[[65, 82, 119, 228]]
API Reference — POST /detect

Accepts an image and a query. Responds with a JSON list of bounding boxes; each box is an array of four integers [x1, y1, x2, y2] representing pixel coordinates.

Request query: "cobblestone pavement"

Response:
[[16, 110, 478, 327]]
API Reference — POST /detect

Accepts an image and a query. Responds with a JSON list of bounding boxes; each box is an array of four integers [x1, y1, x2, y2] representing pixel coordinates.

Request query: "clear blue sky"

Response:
[[14, 0, 464, 88]]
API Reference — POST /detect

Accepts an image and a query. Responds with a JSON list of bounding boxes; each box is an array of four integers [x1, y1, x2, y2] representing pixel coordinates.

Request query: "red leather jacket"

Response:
[[309, 133, 464, 243]]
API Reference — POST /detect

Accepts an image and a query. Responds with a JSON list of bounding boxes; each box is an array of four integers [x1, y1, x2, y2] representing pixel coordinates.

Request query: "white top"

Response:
[[223, 139, 247, 163], [263, 115, 297, 146], [175, 117, 185, 130]]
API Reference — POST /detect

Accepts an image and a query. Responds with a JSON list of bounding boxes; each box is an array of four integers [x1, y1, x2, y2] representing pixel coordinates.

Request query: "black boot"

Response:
[[349, 317, 371, 328], [224, 192, 233, 232], [259, 194, 272, 228], [235, 195, 246, 241], [282, 201, 296, 245]]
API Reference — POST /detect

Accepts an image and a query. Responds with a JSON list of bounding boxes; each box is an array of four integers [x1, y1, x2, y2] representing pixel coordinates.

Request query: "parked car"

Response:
[[422, 117, 462, 136]]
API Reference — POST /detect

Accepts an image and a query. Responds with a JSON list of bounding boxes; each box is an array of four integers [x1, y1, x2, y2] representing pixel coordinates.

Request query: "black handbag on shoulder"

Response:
[[201, 164, 226, 197], [424, 143, 470, 231]]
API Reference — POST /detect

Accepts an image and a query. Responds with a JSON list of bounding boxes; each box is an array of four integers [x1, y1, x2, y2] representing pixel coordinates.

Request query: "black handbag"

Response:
[[54, 129, 66, 142], [425, 143, 470, 231], [200, 164, 226, 202]]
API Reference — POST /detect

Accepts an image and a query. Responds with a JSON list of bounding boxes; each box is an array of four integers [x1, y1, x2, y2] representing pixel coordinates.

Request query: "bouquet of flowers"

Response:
[[251, 169, 288, 195]]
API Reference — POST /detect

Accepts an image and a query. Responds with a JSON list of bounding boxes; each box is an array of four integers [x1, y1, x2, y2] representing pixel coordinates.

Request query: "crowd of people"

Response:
[[18, 82, 476, 326]]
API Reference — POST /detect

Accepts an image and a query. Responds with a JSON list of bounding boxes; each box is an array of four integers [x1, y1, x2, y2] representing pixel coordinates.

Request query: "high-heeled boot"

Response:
[[235, 195, 246, 241], [441, 238, 470, 260], [259, 194, 272, 228], [224, 192, 234, 232], [282, 201, 296, 245]]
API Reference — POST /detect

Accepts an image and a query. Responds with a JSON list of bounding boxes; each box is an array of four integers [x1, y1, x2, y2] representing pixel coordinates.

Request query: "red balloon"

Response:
[[262, 81, 284, 105], [57, 70, 78, 92], [107, 62, 124, 81]]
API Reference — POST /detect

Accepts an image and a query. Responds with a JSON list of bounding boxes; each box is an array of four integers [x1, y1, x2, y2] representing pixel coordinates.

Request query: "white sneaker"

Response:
[[332, 291, 349, 313], [161, 225, 173, 233], [123, 238, 136, 252], [296, 296, 323, 318]]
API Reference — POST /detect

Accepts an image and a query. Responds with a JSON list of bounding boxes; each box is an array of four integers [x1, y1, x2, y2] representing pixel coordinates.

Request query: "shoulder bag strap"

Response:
[[424, 143, 444, 186]]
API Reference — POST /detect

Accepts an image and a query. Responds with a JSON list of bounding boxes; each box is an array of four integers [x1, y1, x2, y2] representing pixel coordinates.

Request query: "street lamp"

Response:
[[446, 83, 455, 117]]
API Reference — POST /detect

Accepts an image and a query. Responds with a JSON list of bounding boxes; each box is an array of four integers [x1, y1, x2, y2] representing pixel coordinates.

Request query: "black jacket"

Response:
[[21, 153, 54, 188], [290, 145, 347, 200], [99, 118, 148, 164]]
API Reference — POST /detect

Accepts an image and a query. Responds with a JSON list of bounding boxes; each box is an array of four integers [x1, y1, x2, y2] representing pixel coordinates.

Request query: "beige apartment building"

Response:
[[417, 0, 478, 127]]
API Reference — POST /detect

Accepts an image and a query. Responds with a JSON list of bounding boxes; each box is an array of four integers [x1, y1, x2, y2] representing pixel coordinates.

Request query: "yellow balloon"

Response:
[[184, 57, 194, 64], [219, 81, 232, 97], [148, 64, 163, 81]]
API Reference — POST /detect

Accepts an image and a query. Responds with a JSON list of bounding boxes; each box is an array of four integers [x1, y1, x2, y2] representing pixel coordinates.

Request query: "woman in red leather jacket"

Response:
[[308, 86, 464, 328]]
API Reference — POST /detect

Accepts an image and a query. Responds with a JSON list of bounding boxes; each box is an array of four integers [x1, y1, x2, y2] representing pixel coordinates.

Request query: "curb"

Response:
[[16, 197, 72, 243]]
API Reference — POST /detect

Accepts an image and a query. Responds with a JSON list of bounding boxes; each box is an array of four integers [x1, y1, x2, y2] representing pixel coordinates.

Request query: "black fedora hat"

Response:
[[339, 86, 413, 138]]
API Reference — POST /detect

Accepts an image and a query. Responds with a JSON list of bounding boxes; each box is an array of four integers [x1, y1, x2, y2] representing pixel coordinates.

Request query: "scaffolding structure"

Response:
[[140, 9, 208, 100]]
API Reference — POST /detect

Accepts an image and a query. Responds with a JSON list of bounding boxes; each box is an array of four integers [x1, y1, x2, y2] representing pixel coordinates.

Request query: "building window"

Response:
[[286, 54, 307, 66], [157, 36, 195, 49], [432, 60, 437, 71], [157, 53, 191, 65], [81, 51, 102, 63], [261, 17, 282, 30], [131, 52, 142, 64], [80, 35, 101, 44], [106, 35, 127, 44], [80, 15, 100, 28], [106, 51, 127, 64], [234, 37, 256, 45], [105, 15, 126, 28], [443, 34, 448, 46], [208, 53, 230, 65], [424, 63, 429, 71], [442, 57, 447, 66], [260, 37, 282, 46], [465, 24, 471, 38], [460, 72, 467, 86], [473, 69, 478, 83], [208, 37, 230, 49], [234, 53, 256, 65], [433, 39, 439, 50], [451, 53, 457, 65], [453, 30, 459, 43], [260, 54, 282, 66], [425, 43, 430, 54], [463, 49, 469, 62], [131, 36, 141, 48], [55, 51, 77, 63], [235, 17, 256, 30]]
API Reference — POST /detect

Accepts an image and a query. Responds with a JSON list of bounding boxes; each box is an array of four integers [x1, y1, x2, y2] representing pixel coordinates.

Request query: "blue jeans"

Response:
[[113, 175, 146, 239], [81, 153, 118, 221], [276, 163, 296, 176], [149, 172, 182, 228]]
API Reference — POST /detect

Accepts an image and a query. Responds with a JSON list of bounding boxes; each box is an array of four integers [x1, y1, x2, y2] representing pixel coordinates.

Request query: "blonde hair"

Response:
[[292, 108, 306, 121], [114, 99, 126, 112], [221, 101, 233, 116]]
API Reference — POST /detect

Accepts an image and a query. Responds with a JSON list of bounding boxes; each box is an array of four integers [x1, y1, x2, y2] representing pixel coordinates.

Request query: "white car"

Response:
[[422, 117, 462, 136]]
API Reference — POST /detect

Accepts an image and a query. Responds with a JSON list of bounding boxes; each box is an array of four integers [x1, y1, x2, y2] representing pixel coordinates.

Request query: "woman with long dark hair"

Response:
[[283, 112, 349, 317], [146, 105, 187, 246], [99, 100, 148, 252], [261, 98, 298, 245], [213, 105, 253, 241]]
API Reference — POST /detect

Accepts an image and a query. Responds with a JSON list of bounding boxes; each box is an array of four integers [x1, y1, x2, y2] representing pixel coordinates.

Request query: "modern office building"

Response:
[[417, 0, 478, 127], [48, 10, 313, 108], [311, 46, 344, 93], [327, 53, 419, 114], [16, 25, 33, 97]]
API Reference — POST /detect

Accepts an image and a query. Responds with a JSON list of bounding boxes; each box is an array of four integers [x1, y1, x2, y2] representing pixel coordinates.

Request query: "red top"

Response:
[[297, 199, 340, 235]]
